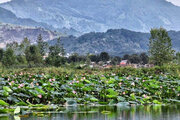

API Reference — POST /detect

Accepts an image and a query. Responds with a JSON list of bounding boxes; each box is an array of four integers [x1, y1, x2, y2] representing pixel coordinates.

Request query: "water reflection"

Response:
[[3, 105, 180, 120]]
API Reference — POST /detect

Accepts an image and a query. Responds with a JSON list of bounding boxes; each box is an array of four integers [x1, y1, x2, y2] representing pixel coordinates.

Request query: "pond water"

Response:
[[2, 105, 180, 120]]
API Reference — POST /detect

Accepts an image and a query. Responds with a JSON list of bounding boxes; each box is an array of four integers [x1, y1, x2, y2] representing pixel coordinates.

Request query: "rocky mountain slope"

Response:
[[0, 23, 58, 48], [0, 6, 54, 30], [1, 0, 180, 34]]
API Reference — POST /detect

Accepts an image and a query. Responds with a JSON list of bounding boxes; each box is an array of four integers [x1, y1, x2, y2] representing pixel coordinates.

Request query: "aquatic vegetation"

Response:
[[0, 69, 179, 109]]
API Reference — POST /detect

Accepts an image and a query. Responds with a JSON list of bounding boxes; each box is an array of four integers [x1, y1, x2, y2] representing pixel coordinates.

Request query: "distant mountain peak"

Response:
[[1, 0, 180, 34]]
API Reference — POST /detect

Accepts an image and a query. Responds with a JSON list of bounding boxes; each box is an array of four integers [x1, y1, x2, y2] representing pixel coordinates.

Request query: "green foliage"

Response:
[[129, 54, 141, 64], [45, 37, 66, 67], [140, 53, 149, 64], [122, 53, 149, 64], [37, 34, 48, 56], [14, 106, 21, 114], [149, 28, 174, 66], [100, 52, 110, 62], [0, 48, 4, 62], [3, 86, 12, 93], [25, 45, 43, 66], [0, 100, 9, 106], [16, 55, 27, 64], [176, 52, 180, 64], [0, 67, 179, 106], [2, 48, 17, 67]]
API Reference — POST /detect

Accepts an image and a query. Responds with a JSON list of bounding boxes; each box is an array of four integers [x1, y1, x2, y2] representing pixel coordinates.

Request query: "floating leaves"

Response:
[[0, 70, 179, 106], [0, 100, 9, 106], [14, 106, 21, 114]]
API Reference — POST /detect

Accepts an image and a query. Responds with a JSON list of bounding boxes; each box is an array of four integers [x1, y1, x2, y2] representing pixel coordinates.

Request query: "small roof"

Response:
[[120, 60, 128, 65]]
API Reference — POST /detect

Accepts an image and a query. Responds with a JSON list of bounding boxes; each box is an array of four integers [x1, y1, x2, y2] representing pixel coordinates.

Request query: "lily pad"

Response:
[[14, 107, 21, 114], [0, 100, 9, 106]]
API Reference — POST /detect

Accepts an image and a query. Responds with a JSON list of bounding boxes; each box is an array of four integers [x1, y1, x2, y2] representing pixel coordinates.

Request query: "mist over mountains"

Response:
[[0, 0, 180, 56], [1, 0, 180, 34]]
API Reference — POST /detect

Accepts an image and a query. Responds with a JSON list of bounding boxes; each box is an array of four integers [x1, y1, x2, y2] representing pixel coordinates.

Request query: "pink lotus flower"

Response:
[[143, 94, 148, 98], [143, 80, 146, 82], [18, 83, 24, 88], [9, 82, 12, 86], [38, 94, 42, 98], [72, 90, 76, 94], [76, 81, 79, 83], [20, 83, 24, 87], [52, 79, 55, 81], [119, 82, 122, 86], [123, 92, 126, 95], [49, 79, 52, 82]]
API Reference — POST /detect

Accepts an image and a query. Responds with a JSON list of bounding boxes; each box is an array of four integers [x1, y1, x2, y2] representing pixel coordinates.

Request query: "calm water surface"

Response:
[[2, 105, 180, 120]]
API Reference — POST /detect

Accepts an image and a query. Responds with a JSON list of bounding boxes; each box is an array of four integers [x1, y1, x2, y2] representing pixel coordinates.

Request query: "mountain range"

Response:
[[49, 29, 180, 56], [1, 0, 180, 35], [0, 6, 54, 30], [0, 23, 179, 56], [0, 0, 180, 56]]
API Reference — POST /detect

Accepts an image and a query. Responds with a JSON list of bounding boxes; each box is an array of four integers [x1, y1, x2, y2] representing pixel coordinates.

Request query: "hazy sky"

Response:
[[0, 0, 180, 6], [0, 0, 11, 4], [166, 0, 180, 6]]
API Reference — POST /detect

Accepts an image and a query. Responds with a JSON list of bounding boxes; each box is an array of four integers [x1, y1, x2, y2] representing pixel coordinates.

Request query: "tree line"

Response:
[[0, 27, 179, 68]]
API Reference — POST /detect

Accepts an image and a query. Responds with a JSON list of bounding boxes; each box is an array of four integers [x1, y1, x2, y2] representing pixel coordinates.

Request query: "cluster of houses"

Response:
[[89, 60, 154, 69]]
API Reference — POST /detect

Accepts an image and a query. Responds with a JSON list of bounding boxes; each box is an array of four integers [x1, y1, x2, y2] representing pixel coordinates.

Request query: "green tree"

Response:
[[89, 54, 100, 62], [25, 45, 42, 66], [139, 53, 149, 64], [149, 28, 174, 66], [176, 52, 180, 64], [68, 53, 80, 63], [16, 55, 27, 64], [45, 37, 66, 67], [129, 54, 141, 64], [49, 46, 60, 57], [56, 37, 65, 56], [37, 34, 48, 56], [2, 48, 16, 67], [123, 54, 130, 60], [111, 56, 121, 65], [19, 37, 31, 55], [0, 49, 4, 62], [6, 41, 19, 55], [100, 52, 110, 62]]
